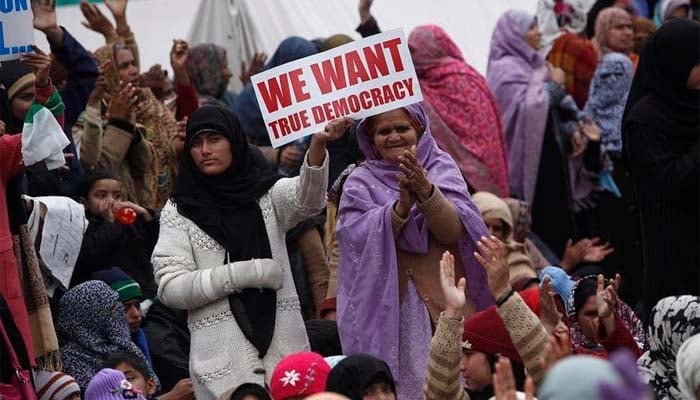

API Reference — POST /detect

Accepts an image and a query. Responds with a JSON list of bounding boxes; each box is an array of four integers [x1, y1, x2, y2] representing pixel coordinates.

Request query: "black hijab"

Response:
[[171, 105, 282, 358], [622, 19, 700, 146], [325, 354, 396, 400]]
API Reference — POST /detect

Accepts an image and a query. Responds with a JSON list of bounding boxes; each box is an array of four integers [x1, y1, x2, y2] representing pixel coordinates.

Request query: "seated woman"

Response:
[[57, 281, 153, 391], [471, 192, 537, 286], [336, 103, 492, 398], [325, 354, 397, 400], [151, 105, 343, 399], [424, 240, 549, 400]]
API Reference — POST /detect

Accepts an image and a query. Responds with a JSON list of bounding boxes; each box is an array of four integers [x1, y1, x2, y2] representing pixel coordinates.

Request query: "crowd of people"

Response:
[[0, 0, 698, 399]]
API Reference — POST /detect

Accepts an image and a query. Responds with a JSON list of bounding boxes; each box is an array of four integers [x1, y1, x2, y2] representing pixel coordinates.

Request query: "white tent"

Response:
[[38, 0, 542, 92]]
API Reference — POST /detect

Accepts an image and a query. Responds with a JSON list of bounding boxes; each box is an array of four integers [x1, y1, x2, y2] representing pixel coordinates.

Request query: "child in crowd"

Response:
[[92, 267, 152, 364], [71, 170, 158, 298], [85, 369, 146, 400], [102, 352, 194, 400], [33, 371, 81, 400]]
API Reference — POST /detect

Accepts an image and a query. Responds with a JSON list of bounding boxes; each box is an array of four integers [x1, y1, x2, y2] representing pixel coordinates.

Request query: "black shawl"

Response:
[[171, 105, 282, 357]]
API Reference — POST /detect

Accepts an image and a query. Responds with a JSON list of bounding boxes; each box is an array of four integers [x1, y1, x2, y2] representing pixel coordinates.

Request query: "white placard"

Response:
[[251, 28, 423, 148], [0, 0, 34, 62]]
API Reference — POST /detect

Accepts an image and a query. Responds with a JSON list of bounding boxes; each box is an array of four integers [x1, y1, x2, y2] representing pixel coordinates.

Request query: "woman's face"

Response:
[[633, 30, 652, 54], [116, 48, 140, 85], [484, 217, 507, 242], [371, 109, 419, 163], [576, 295, 600, 342], [459, 350, 493, 391], [687, 64, 700, 90], [362, 382, 395, 400], [190, 132, 233, 175], [11, 86, 35, 121], [607, 17, 634, 53], [666, 5, 690, 21], [524, 23, 543, 51]]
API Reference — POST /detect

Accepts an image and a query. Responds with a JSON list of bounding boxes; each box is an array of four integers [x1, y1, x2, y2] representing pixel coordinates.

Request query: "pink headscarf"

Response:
[[595, 7, 634, 54], [408, 25, 510, 197]]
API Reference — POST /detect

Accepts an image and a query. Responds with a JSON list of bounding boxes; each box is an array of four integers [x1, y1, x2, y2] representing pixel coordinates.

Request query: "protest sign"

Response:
[[251, 28, 423, 148], [0, 0, 34, 62]]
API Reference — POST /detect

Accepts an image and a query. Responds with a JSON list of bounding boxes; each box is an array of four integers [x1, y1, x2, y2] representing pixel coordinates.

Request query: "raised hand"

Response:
[[596, 274, 618, 335], [239, 52, 268, 85], [359, 0, 374, 24], [31, 0, 60, 37], [560, 238, 592, 271], [541, 327, 572, 372], [104, 0, 128, 19], [316, 117, 353, 142], [582, 238, 614, 263], [80, 1, 116, 40], [107, 81, 138, 122], [171, 39, 190, 86], [493, 357, 536, 400], [398, 146, 432, 201], [539, 277, 563, 334], [21, 46, 52, 87], [473, 235, 511, 299], [439, 251, 466, 318]]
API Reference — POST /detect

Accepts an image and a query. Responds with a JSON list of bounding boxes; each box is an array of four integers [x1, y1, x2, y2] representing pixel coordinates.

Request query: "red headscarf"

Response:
[[409, 25, 509, 197]]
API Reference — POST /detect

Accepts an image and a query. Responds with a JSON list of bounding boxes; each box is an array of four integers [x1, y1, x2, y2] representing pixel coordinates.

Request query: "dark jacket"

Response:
[[52, 27, 99, 194], [71, 214, 159, 298]]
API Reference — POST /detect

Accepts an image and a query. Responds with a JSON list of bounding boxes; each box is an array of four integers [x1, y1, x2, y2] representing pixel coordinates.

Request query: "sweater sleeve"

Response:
[[78, 106, 104, 169], [96, 120, 136, 172], [598, 313, 643, 358], [0, 134, 24, 183], [417, 186, 464, 245], [497, 292, 549, 384], [152, 203, 262, 310], [424, 314, 469, 400], [175, 82, 199, 121], [270, 151, 329, 232], [34, 82, 65, 128]]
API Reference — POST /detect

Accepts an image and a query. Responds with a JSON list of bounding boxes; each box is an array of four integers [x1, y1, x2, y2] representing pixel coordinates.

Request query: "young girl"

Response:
[[71, 170, 159, 298]]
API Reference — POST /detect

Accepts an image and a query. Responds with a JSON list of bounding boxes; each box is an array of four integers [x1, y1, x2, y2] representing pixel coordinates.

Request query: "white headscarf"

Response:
[[676, 333, 700, 399]]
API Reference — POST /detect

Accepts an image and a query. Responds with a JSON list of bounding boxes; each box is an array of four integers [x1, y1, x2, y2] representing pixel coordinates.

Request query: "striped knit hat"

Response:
[[33, 371, 81, 400], [91, 267, 142, 302]]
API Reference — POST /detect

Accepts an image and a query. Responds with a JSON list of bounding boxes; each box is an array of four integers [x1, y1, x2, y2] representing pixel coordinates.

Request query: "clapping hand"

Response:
[[474, 236, 511, 299], [398, 146, 432, 201]]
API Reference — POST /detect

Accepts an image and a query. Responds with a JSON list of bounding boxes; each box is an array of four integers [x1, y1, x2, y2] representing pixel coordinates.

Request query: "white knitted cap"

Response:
[[33, 371, 81, 400]]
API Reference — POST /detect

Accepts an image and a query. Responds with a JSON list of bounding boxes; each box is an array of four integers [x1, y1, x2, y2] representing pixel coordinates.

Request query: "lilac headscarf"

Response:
[[487, 10, 550, 203], [336, 103, 493, 381]]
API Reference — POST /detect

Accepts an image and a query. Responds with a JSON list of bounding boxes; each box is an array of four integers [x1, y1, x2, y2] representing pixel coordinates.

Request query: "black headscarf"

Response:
[[325, 354, 396, 400], [585, 0, 617, 38], [0, 60, 34, 133], [171, 105, 282, 358], [622, 19, 700, 146], [229, 383, 271, 400]]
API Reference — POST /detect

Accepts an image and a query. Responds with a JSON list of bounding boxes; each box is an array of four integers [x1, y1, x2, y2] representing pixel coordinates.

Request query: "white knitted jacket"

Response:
[[152, 153, 329, 400]]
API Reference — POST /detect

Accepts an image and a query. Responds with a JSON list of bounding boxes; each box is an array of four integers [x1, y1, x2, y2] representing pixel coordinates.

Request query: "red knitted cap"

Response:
[[270, 351, 331, 400], [462, 288, 541, 363]]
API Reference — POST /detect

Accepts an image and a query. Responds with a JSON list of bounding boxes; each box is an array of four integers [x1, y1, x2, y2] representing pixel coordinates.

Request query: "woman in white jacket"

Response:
[[152, 105, 349, 399]]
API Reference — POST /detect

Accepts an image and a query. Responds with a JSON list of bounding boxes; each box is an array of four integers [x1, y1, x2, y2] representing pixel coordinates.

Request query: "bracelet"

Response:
[[496, 287, 515, 307]]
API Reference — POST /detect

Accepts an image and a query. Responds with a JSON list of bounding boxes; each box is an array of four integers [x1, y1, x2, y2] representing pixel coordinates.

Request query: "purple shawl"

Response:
[[336, 103, 493, 380], [487, 10, 550, 203]]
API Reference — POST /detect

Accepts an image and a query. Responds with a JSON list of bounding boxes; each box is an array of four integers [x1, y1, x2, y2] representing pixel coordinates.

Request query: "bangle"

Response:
[[496, 287, 515, 307]]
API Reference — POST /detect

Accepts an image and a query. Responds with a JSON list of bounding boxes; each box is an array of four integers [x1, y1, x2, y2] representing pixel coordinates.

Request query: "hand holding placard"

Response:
[[251, 29, 423, 148]]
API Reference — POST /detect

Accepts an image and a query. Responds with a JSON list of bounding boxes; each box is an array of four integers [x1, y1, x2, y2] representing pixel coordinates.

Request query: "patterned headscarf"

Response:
[[584, 52, 634, 154], [503, 198, 532, 243], [57, 281, 151, 389], [594, 7, 634, 54], [638, 296, 700, 400], [186, 44, 229, 100], [94, 43, 179, 210], [568, 276, 648, 354]]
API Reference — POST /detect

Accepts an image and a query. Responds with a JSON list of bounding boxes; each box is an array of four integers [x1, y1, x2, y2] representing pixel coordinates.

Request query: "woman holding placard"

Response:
[[152, 105, 346, 400], [335, 103, 492, 399]]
